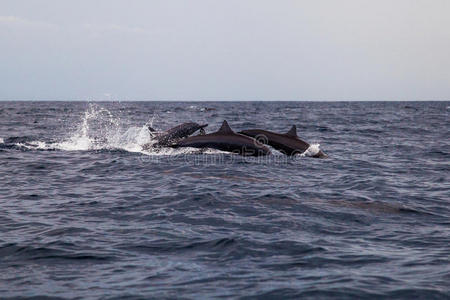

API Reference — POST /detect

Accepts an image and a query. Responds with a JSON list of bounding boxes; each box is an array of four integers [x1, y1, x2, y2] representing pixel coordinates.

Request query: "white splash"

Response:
[[28, 141, 52, 150], [52, 103, 156, 153], [0, 137, 3, 144], [55, 104, 118, 151], [300, 143, 321, 157]]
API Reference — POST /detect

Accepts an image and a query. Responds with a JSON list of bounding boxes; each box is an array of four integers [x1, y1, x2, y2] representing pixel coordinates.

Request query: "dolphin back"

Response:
[[240, 127, 327, 158], [172, 121, 271, 156]]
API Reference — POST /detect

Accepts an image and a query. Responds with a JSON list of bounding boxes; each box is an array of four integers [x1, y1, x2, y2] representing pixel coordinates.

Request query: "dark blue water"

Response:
[[0, 101, 449, 299]]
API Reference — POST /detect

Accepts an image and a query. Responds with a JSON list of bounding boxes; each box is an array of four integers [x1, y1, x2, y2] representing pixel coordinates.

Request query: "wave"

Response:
[[0, 243, 111, 263], [122, 237, 237, 255]]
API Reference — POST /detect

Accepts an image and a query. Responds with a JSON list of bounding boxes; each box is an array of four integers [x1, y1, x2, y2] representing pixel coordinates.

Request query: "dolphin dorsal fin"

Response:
[[217, 120, 234, 134], [286, 125, 297, 137]]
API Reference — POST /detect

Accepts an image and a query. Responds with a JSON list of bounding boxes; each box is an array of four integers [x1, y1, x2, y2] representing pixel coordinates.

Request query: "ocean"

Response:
[[0, 101, 448, 299]]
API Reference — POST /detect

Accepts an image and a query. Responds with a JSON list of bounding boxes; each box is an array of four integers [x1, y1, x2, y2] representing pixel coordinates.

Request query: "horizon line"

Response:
[[0, 99, 449, 102]]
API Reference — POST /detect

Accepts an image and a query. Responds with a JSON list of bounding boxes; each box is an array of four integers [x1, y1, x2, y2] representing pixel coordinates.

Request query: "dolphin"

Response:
[[239, 125, 328, 158], [142, 122, 208, 149], [171, 120, 271, 156]]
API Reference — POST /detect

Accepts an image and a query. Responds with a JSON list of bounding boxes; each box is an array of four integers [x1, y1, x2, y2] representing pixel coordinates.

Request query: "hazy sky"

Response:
[[1, 0, 449, 101]]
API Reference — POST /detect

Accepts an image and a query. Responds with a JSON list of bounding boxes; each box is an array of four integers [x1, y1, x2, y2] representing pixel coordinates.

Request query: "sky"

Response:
[[0, 0, 449, 101]]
